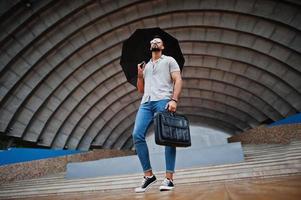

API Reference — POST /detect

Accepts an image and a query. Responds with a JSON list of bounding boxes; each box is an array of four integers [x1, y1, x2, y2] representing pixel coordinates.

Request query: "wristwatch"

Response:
[[171, 98, 178, 103]]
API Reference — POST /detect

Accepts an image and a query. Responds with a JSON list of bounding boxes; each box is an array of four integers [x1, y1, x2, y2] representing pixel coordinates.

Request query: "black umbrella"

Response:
[[120, 27, 185, 87]]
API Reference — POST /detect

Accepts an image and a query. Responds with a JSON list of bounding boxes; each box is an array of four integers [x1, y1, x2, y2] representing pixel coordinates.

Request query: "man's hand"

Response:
[[166, 100, 177, 112], [137, 62, 145, 78]]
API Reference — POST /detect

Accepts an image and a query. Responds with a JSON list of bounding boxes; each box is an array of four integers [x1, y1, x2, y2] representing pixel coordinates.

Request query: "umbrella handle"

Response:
[[139, 61, 146, 69]]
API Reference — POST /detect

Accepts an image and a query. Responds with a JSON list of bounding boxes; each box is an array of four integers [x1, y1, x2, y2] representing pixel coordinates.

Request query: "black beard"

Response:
[[151, 47, 161, 52]]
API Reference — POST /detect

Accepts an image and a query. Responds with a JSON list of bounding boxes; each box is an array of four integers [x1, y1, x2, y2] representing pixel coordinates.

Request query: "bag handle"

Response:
[[164, 104, 175, 116]]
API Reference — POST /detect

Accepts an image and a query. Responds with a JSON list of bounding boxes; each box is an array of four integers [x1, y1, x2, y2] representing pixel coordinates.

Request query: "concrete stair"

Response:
[[66, 142, 244, 179], [0, 140, 301, 199]]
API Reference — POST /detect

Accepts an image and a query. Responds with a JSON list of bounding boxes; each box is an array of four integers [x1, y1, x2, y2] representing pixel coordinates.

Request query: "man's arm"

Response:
[[171, 71, 182, 101], [137, 64, 144, 93], [137, 76, 144, 93], [167, 71, 182, 112]]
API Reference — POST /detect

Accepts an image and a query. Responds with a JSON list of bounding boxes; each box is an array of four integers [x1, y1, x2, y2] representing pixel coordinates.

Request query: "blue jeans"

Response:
[[132, 99, 176, 173]]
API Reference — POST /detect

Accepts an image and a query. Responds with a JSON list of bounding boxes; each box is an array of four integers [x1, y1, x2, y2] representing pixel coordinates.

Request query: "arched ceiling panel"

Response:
[[0, 0, 300, 150]]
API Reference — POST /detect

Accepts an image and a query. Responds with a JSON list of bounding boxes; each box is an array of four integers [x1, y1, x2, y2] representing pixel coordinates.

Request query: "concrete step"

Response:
[[1, 154, 300, 192], [0, 164, 300, 199], [66, 142, 244, 179], [242, 141, 301, 151], [244, 149, 301, 161], [3, 158, 300, 188], [243, 146, 299, 153], [1, 149, 301, 185], [2, 145, 301, 188], [0, 142, 301, 199], [4, 142, 299, 184], [244, 145, 301, 154]]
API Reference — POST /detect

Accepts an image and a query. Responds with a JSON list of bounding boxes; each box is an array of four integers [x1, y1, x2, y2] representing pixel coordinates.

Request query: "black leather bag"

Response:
[[154, 111, 191, 147]]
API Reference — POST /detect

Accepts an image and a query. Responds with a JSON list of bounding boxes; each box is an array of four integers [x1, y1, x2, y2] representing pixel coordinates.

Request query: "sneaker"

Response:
[[159, 178, 174, 191], [134, 175, 157, 193]]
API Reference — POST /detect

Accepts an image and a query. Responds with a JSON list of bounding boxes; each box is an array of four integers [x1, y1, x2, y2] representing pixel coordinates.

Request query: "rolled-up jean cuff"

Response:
[[166, 170, 175, 173], [144, 168, 152, 173]]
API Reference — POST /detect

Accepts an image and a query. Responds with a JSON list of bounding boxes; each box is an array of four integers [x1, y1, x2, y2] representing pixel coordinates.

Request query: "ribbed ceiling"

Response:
[[0, 0, 300, 150]]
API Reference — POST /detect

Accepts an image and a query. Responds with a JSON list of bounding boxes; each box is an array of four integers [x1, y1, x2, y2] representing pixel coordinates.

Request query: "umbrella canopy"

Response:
[[120, 27, 185, 87]]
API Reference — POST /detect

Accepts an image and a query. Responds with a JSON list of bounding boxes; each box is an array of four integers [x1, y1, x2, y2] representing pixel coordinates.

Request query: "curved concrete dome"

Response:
[[0, 0, 300, 150]]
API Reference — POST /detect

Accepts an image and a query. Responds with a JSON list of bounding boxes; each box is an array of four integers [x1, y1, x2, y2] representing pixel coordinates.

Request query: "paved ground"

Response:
[[15, 175, 301, 200]]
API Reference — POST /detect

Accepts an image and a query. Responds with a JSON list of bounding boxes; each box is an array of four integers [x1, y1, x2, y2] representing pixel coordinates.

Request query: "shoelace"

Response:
[[162, 178, 171, 186], [141, 177, 148, 186]]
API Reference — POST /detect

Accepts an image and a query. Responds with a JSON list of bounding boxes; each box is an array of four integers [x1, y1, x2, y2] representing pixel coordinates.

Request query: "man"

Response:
[[132, 35, 183, 193]]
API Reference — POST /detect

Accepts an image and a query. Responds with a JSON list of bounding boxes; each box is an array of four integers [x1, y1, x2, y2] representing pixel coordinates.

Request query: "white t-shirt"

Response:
[[141, 55, 180, 104]]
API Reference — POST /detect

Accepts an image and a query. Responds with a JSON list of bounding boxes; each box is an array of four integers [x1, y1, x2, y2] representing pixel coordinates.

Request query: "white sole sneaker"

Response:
[[134, 180, 157, 193], [159, 185, 174, 191]]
